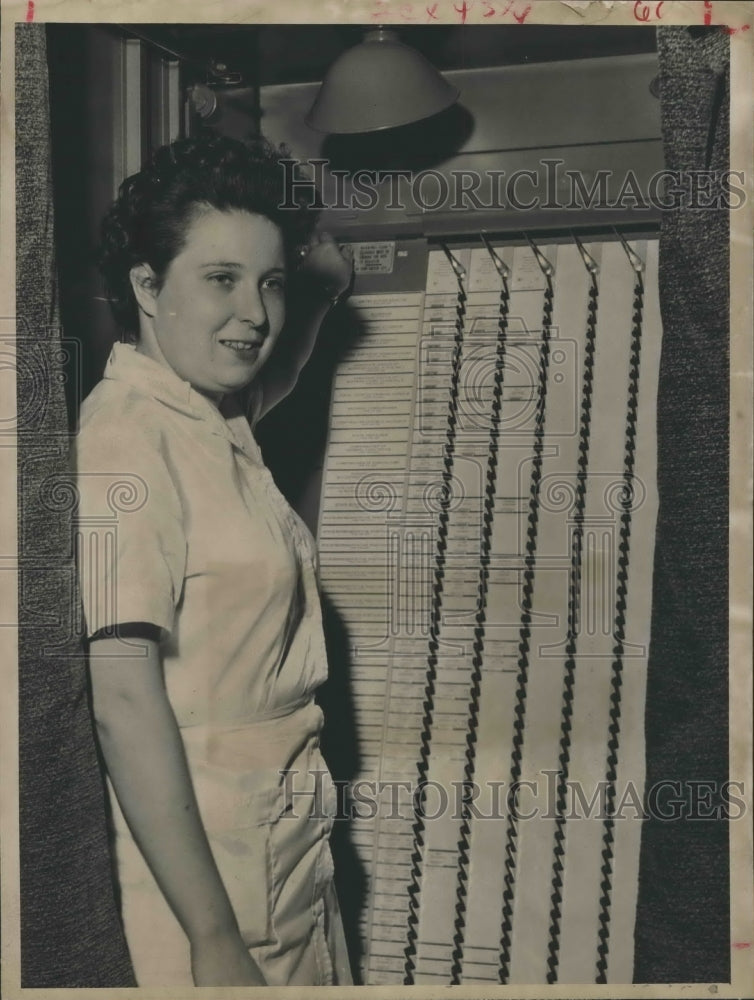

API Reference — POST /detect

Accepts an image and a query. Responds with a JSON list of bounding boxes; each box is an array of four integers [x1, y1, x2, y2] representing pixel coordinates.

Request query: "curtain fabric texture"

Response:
[[16, 23, 134, 987], [633, 26, 730, 983]]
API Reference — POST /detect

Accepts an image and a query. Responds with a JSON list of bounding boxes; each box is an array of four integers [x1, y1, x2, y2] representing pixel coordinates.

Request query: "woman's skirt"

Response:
[[107, 698, 353, 986]]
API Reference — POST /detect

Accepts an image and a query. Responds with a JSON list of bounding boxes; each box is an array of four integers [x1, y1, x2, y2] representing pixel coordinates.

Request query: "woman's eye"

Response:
[[262, 276, 286, 292], [208, 273, 235, 288]]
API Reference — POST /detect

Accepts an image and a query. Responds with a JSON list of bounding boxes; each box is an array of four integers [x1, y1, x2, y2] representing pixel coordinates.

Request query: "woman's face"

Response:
[[135, 207, 286, 401]]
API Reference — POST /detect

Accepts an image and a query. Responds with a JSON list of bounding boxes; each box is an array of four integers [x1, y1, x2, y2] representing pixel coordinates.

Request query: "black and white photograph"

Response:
[[3, 2, 753, 995]]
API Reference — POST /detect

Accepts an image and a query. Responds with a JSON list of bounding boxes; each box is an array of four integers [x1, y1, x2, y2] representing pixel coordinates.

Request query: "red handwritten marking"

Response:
[[25, 0, 35, 21], [372, 0, 536, 22], [733, 942, 752, 950], [633, 0, 663, 21], [702, 0, 750, 34], [454, 0, 470, 22]]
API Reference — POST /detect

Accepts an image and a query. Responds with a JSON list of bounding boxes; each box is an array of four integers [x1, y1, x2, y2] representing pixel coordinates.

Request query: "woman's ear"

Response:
[[129, 263, 159, 318]]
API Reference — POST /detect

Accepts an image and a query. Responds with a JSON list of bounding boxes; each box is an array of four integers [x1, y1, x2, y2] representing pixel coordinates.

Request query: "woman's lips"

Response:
[[219, 339, 262, 358]]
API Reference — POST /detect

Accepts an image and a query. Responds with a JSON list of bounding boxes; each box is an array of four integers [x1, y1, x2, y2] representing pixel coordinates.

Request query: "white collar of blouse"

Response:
[[103, 342, 261, 461]]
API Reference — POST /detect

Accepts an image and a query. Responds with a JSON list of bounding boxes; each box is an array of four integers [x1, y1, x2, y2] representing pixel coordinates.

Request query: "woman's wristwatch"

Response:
[[326, 284, 349, 308], [309, 278, 351, 309], [294, 270, 351, 309]]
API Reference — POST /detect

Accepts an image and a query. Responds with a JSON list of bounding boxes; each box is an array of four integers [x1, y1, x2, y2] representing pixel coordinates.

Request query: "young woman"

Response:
[[75, 135, 353, 987]]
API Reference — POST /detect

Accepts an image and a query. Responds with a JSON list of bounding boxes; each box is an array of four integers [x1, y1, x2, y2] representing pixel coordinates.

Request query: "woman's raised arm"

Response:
[[88, 635, 265, 986], [254, 232, 353, 420]]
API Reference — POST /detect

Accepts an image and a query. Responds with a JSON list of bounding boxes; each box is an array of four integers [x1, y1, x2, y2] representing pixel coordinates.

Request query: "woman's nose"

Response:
[[235, 282, 267, 329]]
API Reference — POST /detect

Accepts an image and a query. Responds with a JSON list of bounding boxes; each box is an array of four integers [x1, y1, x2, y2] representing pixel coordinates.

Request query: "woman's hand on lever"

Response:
[[88, 634, 267, 987], [297, 231, 354, 306]]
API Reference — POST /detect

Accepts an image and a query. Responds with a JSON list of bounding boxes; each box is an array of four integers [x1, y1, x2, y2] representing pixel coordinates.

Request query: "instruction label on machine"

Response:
[[352, 241, 396, 274]]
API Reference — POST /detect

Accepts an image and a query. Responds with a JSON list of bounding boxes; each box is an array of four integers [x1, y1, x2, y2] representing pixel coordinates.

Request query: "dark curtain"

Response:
[[16, 23, 135, 986], [634, 26, 730, 982]]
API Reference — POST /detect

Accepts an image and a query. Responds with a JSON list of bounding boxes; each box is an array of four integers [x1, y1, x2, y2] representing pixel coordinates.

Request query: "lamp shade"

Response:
[[305, 28, 459, 134]]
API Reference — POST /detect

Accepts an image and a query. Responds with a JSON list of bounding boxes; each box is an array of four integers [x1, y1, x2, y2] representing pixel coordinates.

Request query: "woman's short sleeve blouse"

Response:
[[74, 342, 329, 727]]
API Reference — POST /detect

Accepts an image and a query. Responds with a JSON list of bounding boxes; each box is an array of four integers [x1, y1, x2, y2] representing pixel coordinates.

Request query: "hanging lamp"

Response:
[[305, 27, 459, 134]]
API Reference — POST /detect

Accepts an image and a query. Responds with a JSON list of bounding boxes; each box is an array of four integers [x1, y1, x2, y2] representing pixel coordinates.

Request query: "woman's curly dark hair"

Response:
[[98, 134, 319, 335]]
